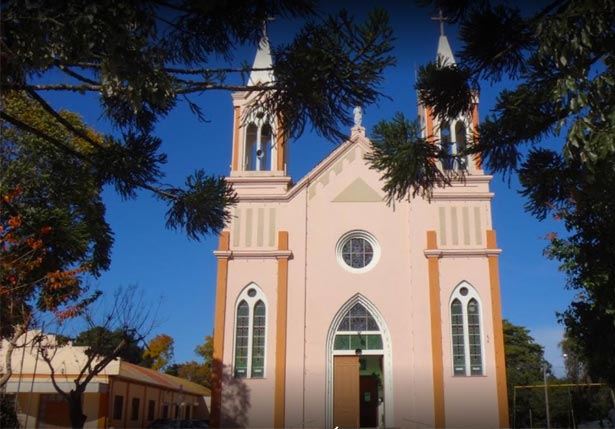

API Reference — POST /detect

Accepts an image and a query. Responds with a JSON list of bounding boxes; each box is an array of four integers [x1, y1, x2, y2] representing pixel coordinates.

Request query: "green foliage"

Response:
[[1, 93, 112, 277], [166, 335, 213, 387], [1, 0, 395, 240], [503, 320, 549, 428], [504, 319, 547, 386], [162, 171, 237, 240], [73, 327, 145, 364], [0, 92, 111, 342], [520, 149, 615, 388], [390, 0, 615, 387], [365, 112, 452, 201], [415, 57, 477, 121], [414, 0, 615, 180], [266, 8, 395, 141]]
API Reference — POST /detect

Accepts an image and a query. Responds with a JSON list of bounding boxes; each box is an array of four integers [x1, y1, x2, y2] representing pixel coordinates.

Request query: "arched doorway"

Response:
[[326, 296, 393, 428]]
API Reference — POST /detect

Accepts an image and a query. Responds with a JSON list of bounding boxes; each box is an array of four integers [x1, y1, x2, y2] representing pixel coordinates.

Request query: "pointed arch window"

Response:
[[454, 121, 468, 170], [244, 123, 258, 171], [333, 303, 383, 351], [260, 123, 273, 171], [450, 283, 484, 376], [440, 120, 454, 170], [243, 111, 275, 172], [234, 285, 267, 378]]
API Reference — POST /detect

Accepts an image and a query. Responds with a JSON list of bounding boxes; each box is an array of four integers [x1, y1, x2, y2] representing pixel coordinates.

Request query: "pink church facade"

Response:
[[210, 33, 508, 429]]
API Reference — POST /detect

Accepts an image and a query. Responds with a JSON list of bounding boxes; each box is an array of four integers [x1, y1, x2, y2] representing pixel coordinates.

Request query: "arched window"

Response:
[[450, 283, 484, 376], [244, 123, 258, 171], [454, 121, 467, 170], [451, 298, 465, 375], [440, 121, 454, 170], [333, 303, 383, 352], [243, 111, 275, 172], [259, 123, 273, 171], [233, 285, 267, 378], [251, 300, 266, 377]]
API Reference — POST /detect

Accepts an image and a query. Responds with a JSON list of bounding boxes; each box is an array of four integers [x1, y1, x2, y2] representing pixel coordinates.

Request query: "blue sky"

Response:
[[45, 2, 572, 375]]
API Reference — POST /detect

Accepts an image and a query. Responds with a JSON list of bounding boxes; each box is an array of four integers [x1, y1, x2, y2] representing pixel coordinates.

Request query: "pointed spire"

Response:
[[248, 19, 275, 86], [431, 9, 456, 64]]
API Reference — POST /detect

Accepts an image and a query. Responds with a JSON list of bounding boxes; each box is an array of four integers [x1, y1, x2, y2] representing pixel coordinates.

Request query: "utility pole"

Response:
[[543, 363, 551, 429]]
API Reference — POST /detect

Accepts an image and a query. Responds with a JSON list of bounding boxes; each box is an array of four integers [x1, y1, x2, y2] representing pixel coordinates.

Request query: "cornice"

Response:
[[424, 248, 502, 258], [430, 192, 495, 201], [214, 249, 293, 260]]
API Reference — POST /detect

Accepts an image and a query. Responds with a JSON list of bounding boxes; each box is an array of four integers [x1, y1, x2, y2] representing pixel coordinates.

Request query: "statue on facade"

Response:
[[353, 106, 363, 128]]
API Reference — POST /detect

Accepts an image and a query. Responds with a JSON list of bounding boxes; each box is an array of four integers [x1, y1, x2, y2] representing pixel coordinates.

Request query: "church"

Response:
[[209, 26, 509, 429]]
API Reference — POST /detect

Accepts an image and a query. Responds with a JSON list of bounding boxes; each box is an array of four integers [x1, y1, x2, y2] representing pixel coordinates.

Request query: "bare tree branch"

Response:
[[0, 325, 26, 389], [39, 339, 70, 402]]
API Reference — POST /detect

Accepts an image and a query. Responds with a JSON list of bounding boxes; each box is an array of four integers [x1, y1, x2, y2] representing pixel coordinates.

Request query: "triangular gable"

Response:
[[332, 177, 383, 202], [288, 129, 373, 201]]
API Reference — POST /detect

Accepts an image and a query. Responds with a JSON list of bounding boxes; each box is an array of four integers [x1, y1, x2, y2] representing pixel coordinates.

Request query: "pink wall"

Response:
[[219, 131, 504, 428]]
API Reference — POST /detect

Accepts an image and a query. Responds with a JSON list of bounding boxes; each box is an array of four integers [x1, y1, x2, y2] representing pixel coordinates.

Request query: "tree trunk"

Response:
[[0, 326, 26, 390], [68, 390, 87, 429]]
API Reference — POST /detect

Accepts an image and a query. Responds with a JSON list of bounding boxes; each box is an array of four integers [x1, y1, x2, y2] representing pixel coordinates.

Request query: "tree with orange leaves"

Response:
[[1, 92, 112, 388], [0, 188, 98, 388]]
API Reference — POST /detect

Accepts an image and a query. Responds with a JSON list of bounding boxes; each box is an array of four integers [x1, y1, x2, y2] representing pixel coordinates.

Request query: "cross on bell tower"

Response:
[[431, 9, 455, 64], [431, 8, 449, 37]]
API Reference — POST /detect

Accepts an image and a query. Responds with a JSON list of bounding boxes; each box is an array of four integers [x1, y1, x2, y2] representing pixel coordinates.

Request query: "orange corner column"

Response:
[[487, 230, 510, 428], [425, 106, 435, 143], [276, 113, 286, 171], [274, 231, 290, 427], [426, 231, 446, 428], [210, 231, 231, 428]]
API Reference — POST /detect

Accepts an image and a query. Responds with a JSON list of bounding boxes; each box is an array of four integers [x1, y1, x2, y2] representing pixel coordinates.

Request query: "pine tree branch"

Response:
[[55, 64, 99, 86], [2, 83, 101, 92], [151, 0, 193, 15], [139, 182, 179, 200], [164, 66, 273, 75], [25, 89, 104, 150], [175, 82, 276, 93], [0, 111, 87, 161]]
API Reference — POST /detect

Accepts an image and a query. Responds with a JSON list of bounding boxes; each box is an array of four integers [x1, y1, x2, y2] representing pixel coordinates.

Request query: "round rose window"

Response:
[[336, 231, 380, 273]]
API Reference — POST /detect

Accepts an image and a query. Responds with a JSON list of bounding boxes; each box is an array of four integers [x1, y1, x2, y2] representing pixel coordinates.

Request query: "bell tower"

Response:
[[418, 11, 482, 174], [228, 28, 290, 195]]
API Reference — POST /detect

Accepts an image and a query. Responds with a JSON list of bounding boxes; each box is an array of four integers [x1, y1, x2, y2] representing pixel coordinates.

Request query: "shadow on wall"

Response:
[[220, 364, 250, 428]]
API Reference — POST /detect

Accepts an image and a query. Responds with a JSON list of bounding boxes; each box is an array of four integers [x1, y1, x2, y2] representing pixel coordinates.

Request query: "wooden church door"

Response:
[[333, 356, 360, 427]]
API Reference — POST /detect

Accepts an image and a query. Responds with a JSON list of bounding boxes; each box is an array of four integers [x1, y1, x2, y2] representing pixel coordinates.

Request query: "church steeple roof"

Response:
[[436, 33, 456, 64], [248, 26, 275, 86], [432, 10, 456, 64]]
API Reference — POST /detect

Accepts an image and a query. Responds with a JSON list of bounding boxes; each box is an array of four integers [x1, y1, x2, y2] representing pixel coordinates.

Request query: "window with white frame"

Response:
[[243, 111, 275, 171], [234, 284, 267, 378], [440, 120, 454, 170], [439, 119, 470, 172], [450, 282, 484, 376], [333, 302, 383, 352], [336, 230, 381, 273], [454, 121, 468, 170]]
